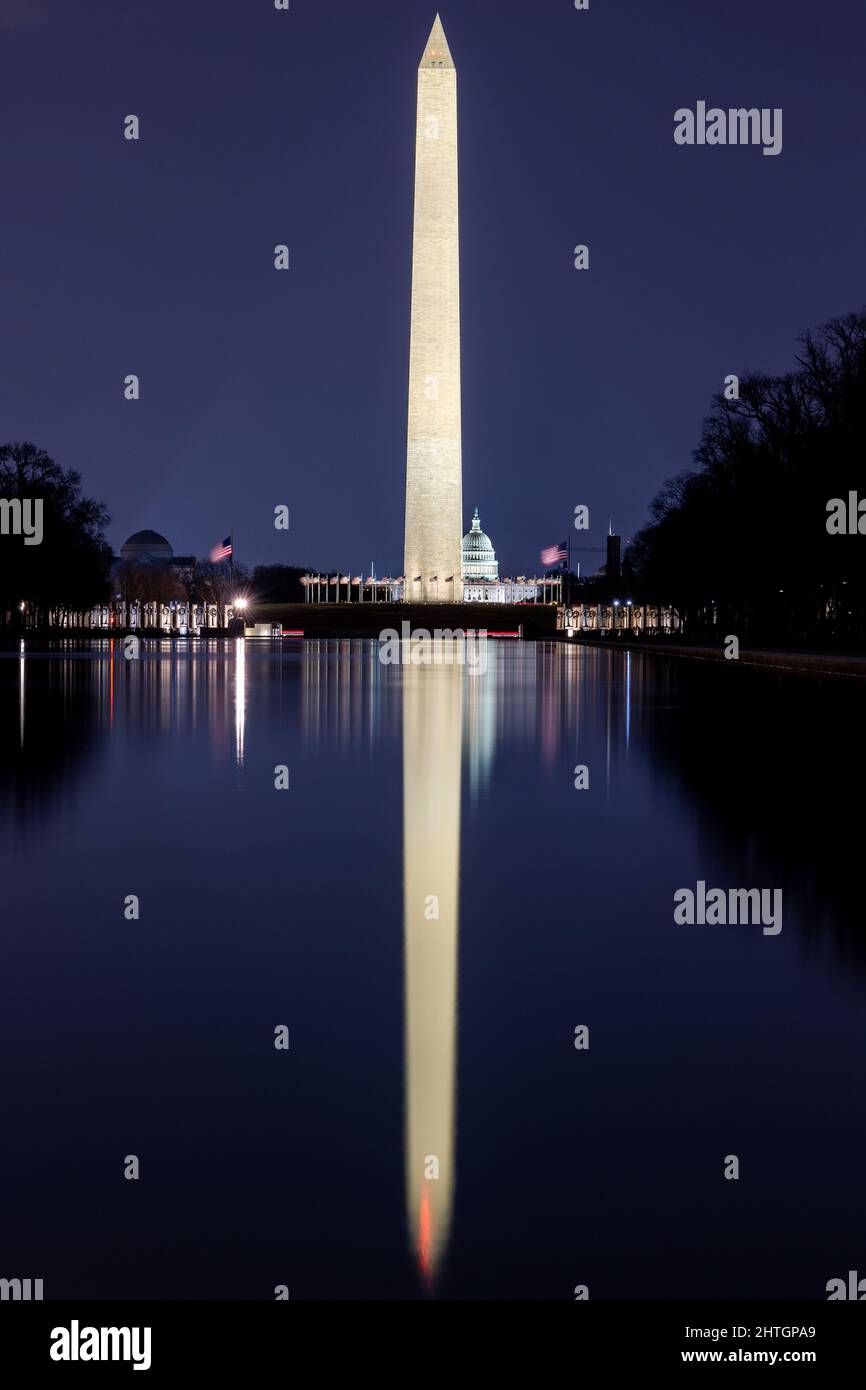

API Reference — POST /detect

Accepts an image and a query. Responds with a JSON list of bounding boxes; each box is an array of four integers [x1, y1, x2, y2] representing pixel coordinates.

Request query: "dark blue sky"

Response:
[[1, 0, 863, 575]]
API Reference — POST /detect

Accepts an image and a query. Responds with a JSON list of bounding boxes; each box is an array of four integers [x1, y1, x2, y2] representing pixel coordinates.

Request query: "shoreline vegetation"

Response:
[[622, 308, 866, 646]]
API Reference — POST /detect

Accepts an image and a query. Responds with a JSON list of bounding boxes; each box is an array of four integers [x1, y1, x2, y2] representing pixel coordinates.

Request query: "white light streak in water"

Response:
[[234, 638, 246, 765], [19, 640, 25, 747], [625, 650, 631, 749]]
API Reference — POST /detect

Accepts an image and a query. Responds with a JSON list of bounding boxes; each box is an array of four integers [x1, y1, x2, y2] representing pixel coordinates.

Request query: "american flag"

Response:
[[210, 535, 233, 563], [541, 540, 568, 567]]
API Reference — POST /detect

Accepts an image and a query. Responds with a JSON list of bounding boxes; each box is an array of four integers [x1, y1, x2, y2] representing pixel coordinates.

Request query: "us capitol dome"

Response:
[[461, 508, 499, 581]]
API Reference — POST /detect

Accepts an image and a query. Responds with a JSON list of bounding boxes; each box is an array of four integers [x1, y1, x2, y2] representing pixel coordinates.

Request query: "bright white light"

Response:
[[234, 597, 248, 610], [234, 638, 245, 766]]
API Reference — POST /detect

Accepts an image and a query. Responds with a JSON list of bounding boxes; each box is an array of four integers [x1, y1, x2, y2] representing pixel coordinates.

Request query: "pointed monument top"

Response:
[[420, 15, 454, 70]]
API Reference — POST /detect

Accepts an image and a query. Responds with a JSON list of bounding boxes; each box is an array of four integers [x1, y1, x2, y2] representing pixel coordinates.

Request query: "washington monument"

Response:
[[403, 15, 463, 604]]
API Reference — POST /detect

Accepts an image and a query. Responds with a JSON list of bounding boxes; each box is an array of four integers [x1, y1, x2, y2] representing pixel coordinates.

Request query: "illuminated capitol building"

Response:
[[460, 509, 544, 603], [303, 509, 559, 605]]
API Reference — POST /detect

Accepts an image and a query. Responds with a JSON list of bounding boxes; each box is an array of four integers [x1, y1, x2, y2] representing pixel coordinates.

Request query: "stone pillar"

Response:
[[403, 17, 463, 604]]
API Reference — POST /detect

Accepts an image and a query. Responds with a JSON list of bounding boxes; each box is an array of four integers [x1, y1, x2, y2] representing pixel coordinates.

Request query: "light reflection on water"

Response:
[[1, 638, 864, 1299]]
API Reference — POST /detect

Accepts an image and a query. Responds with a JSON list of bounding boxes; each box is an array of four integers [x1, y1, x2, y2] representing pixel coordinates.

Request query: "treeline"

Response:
[[0, 442, 113, 627], [626, 309, 866, 642], [248, 564, 308, 604], [118, 561, 310, 615]]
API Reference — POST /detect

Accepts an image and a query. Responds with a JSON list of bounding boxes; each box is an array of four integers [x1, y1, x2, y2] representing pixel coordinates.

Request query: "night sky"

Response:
[[1, 0, 863, 575]]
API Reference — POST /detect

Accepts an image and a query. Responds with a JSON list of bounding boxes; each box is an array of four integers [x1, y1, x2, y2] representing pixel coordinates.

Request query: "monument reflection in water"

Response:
[[3, 638, 866, 1300], [402, 653, 462, 1285]]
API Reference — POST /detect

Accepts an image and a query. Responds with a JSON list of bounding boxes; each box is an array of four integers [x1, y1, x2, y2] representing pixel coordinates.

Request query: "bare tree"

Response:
[[194, 560, 249, 627], [116, 558, 184, 624]]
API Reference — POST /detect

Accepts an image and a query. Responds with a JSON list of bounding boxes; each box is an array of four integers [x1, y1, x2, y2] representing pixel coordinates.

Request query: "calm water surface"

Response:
[[1, 639, 864, 1299]]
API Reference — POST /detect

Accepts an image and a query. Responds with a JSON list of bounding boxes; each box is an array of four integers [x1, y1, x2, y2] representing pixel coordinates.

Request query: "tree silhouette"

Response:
[[194, 559, 249, 626], [627, 309, 866, 642], [0, 441, 112, 626]]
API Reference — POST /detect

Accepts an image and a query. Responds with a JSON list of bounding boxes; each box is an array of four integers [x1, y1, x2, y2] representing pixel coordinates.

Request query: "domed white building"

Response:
[[462, 509, 498, 581], [460, 508, 542, 604]]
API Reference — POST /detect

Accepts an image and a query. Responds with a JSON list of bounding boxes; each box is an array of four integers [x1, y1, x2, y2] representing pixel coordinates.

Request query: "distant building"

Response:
[[461, 509, 542, 603], [84, 530, 223, 633], [462, 577, 546, 603], [120, 529, 174, 563], [354, 509, 552, 604], [461, 509, 498, 581], [303, 508, 565, 606], [605, 533, 622, 582], [117, 530, 195, 584]]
